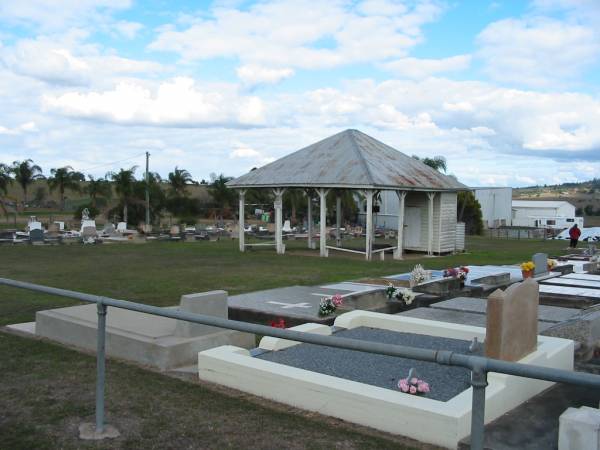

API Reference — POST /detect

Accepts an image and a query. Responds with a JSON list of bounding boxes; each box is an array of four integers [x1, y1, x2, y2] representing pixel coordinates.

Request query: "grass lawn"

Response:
[[0, 237, 568, 449]]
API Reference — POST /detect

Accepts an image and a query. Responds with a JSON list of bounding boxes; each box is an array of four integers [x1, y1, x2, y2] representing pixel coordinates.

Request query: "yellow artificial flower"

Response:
[[520, 261, 535, 271]]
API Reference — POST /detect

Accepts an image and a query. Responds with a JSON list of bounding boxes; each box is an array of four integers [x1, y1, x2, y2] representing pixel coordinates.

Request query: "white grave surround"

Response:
[[198, 311, 574, 449]]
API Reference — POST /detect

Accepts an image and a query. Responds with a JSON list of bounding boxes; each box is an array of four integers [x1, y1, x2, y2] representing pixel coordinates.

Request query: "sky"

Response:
[[0, 0, 599, 187]]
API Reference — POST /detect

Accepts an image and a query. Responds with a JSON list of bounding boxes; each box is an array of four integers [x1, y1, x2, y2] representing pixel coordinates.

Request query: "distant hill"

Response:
[[513, 178, 600, 226]]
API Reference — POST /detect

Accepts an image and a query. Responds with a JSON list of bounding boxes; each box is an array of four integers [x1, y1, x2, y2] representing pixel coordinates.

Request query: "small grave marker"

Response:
[[486, 278, 539, 361], [532, 253, 548, 276]]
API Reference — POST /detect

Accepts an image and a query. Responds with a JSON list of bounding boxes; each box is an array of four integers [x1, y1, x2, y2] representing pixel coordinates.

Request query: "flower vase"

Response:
[[522, 270, 534, 279]]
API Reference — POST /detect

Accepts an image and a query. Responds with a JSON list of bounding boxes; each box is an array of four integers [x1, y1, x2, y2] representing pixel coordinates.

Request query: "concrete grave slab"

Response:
[[33, 291, 254, 370], [539, 284, 600, 309], [431, 297, 580, 323], [227, 283, 391, 326], [542, 278, 600, 290], [458, 383, 600, 450], [562, 273, 600, 282], [398, 307, 556, 332], [198, 311, 574, 450]]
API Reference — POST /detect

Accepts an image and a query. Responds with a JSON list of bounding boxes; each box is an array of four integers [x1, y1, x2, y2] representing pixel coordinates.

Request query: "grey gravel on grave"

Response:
[[256, 326, 483, 402]]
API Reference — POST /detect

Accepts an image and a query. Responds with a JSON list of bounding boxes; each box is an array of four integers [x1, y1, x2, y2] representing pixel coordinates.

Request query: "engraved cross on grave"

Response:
[[267, 301, 313, 309]]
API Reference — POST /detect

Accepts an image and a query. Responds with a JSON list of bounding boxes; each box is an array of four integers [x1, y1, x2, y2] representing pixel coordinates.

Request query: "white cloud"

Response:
[[1, 36, 166, 86], [236, 64, 294, 86], [477, 17, 600, 87], [0, 121, 37, 135], [42, 77, 267, 128], [149, 0, 445, 73], [382, 54, 471, 79], [0, 0, 132, 31]]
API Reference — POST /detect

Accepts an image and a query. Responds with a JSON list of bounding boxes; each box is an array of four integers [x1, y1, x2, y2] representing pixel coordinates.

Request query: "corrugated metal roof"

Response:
[[512, 200, 575, 208], [227, 129, 468, 191]]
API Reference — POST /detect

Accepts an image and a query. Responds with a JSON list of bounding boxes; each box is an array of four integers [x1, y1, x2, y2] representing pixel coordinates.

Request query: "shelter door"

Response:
[[404, 207, 421, 248]]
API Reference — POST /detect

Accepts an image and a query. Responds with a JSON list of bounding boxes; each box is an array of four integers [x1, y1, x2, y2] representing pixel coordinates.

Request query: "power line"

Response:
[[76, 152, 147, 174]]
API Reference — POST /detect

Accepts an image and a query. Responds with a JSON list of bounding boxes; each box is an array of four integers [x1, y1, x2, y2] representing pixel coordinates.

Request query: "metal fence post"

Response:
[[470, 365, 488, 450], [96, 302, 107, 434]]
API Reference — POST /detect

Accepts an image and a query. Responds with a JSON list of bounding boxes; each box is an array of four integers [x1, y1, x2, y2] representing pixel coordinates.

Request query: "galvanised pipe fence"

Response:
[[2, 277, 600, 450]]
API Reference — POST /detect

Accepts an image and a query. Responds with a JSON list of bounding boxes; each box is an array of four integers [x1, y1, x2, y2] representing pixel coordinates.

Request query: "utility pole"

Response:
[[145, 151, 150, 229]]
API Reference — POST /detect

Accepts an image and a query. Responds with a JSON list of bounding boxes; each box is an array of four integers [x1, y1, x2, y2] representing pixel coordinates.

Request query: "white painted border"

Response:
[[199, 311, 574, 449]]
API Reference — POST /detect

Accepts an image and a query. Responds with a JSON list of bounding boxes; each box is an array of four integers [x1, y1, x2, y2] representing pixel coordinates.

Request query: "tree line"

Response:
[[0, 159, 237, 225]]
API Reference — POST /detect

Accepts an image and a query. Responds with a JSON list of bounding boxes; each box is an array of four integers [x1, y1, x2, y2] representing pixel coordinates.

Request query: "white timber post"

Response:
[[317, 188, 329, 257], [364, 189, 374, 261], [394, 190, 407, 260], [427, 192, 436, 256], [238, 189, 246, 252], [273, 188, 285, 254], [336, 193, 342, 247], [306, 190, 313, 249]]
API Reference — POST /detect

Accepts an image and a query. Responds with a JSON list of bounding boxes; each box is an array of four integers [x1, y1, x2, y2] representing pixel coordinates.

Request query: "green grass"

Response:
[[0, 237, 568, 448]]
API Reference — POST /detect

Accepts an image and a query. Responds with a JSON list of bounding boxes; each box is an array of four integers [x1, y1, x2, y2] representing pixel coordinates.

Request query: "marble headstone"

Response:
[[485, 278, 539, 361], [533, 253, 548, 276]]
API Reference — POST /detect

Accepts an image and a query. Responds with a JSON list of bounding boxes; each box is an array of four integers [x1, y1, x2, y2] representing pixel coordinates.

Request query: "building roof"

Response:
[[512, 200, 575, 209], [227, 129, 468, 191]]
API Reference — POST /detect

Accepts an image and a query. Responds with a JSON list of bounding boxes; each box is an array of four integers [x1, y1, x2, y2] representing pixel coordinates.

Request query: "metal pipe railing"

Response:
[[2, 277, 600, 449]]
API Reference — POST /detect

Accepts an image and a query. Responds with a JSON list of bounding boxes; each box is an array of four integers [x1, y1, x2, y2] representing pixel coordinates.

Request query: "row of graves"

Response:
[[0, 211, 231, 246], [8, 246, 600, 449]]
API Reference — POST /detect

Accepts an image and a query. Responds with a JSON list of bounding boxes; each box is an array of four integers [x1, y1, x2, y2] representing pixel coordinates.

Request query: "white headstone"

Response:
[[533, 253, 548, 276]]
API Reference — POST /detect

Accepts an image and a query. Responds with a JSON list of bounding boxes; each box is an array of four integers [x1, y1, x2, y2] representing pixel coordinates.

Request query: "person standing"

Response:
[[569, 224, 581, 248]]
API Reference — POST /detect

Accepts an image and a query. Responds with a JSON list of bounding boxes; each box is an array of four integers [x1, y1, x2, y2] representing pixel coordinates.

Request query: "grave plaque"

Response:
[[533, 253, 548, 276], [485, 278, 539, 361]]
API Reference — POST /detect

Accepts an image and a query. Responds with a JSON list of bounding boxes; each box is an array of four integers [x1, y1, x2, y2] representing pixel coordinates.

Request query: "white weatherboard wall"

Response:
[[474, 187, 512, 228], [198, 311, 574, 449], [357, 191, 458, 254]]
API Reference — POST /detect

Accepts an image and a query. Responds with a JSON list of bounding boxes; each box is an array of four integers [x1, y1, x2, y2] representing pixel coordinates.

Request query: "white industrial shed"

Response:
[[511, 200, 583, 229], [227, 129, 468, 261], [474, 187, 513, 228]]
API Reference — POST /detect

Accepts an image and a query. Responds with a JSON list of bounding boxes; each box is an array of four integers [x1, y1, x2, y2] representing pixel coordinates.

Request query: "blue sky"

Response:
[[0, 0, 599, 187]]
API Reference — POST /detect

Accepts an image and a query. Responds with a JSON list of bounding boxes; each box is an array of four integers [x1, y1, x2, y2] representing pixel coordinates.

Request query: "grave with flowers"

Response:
[[198, 280, 573, 449], [227, 281, 399, 328]]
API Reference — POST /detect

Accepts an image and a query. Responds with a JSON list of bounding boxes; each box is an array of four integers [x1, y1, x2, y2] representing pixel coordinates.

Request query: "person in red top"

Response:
[[569, 224, 581, 248]]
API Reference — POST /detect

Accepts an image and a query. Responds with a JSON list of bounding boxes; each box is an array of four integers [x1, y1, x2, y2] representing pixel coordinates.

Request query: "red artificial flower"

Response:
[[270, 318, 286, 328]]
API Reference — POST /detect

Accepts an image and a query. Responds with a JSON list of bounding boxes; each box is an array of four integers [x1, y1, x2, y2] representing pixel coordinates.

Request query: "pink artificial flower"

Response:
[[410, 377, 418, 385], [409, 386, 417, 394], [332, 294, 343, 307], [398, 379, 409, 392], [417, 382, 430, 393]]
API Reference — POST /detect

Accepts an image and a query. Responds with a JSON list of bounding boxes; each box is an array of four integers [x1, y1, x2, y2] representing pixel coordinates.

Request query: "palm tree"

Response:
[[208, 173, 236, 220], [48, 166, 85, 210], [0, 163, 11, 195], [84, 175, 112, 208], [167, 167, 194, 197], [108, 166, 137, 223], [11, 159, 44, 206], [412, 155, 447, 173], [0, 163, 12, 218]]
